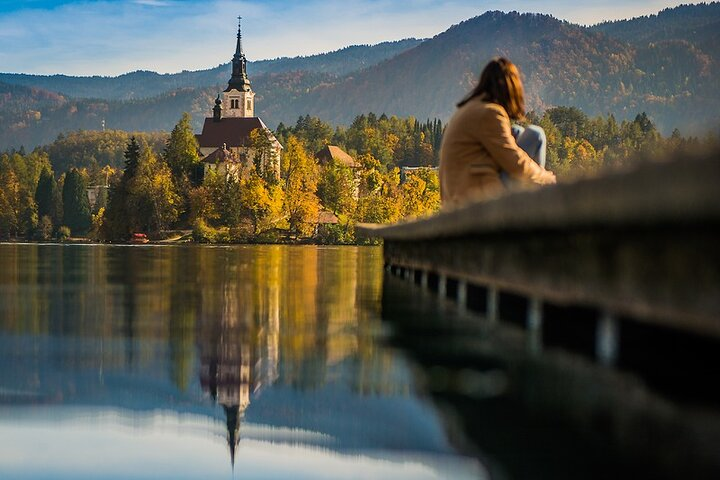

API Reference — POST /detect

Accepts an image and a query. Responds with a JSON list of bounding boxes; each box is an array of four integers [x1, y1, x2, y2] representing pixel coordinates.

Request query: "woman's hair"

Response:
[[457, 57, 525, 120]]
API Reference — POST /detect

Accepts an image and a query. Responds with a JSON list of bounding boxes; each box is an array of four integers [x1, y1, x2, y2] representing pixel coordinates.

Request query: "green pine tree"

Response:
[[62, 168, 91, 236], [35, 168, 62, 226], [123, 136, 141, 180], [164, 112, 200, 179]]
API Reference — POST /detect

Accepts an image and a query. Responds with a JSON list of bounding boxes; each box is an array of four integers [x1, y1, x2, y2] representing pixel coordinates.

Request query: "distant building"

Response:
[[315, 145, 361, 199], [86, 185, 109, 211], [196, 18, 282, 180], [400, 165, 438, 184], [315, 145, 359, 169]]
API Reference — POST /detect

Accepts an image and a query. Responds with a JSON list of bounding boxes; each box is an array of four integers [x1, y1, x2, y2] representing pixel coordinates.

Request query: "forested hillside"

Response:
[[1, 4, 718, 151], [0, 39, 421, 101], [292, 8, 719, 133], [592, 2, 720, 53]]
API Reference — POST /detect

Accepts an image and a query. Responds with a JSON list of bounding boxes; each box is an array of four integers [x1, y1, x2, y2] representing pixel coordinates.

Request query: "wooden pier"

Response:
[[358, 146, 720, 478]]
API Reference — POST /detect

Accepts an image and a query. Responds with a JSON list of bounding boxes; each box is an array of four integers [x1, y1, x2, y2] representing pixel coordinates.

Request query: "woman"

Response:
[[439, 57, 556, 208]]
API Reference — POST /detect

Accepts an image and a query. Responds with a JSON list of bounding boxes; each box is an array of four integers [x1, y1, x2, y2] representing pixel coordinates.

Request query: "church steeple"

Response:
[[221, 16, 255, 118], [226, 16, 251, 93]]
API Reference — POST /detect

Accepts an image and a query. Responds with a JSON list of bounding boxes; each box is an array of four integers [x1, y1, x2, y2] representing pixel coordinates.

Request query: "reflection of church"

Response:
[[195, 17, 282, 180], [197, 267, 280, 466]]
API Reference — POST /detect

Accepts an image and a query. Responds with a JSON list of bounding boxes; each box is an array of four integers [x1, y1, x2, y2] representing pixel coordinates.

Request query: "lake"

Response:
[[0, 243, 485, 480]]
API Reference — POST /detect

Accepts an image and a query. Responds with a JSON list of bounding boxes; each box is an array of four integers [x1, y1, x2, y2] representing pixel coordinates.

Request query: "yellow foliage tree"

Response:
[[281, 136, 320, 236]]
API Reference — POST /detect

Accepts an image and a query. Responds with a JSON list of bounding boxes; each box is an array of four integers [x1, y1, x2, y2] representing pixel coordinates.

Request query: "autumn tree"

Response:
[[281, 136, 320, 236], [0, 165, 20, 238], [249, 128, 278, 184], [126, 148, 180, 233], [239, 170, 284, 236], [354, 167, 401, 224], [399, 167, 440, 217], [317, 159, 356, 216]]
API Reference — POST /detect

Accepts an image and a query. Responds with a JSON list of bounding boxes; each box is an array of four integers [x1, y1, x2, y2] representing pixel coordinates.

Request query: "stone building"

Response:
[[196, 18, 282, 180]]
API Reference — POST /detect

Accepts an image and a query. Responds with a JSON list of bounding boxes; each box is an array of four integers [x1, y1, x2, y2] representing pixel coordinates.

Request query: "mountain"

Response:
[[280, 7, 719, 133], [591, 2, 720, 54], [0, 69, 341, 149], [1, 4, 719, 151], [0, 39, 422, 101]]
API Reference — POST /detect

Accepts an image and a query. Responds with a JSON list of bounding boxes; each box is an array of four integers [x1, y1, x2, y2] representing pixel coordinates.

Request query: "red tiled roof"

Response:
[[315, 145, 358, 168], [196, 117, 266, 148], [203, 146, 240, 163], [317, 210, 339, 224]]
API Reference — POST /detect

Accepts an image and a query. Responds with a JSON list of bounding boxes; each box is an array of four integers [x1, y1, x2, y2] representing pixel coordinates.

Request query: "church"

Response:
[[195, 18, 282, 179]]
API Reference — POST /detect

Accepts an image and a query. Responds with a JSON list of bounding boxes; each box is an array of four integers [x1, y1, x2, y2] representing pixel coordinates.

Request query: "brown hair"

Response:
[[457, 57, 525, 120]]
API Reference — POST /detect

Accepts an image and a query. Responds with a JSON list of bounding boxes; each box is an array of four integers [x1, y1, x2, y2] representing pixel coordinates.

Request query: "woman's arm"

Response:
[[478, 104, 556, 185]]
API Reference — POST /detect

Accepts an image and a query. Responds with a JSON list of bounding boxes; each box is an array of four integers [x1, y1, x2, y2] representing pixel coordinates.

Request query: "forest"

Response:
[[0, 106, 711, 244]]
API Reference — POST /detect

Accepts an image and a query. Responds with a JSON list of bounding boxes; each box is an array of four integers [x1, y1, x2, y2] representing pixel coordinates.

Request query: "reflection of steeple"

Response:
[[224, 404, 242, 468], [196, 256, 279, 470], [199, 317, 251, 467]]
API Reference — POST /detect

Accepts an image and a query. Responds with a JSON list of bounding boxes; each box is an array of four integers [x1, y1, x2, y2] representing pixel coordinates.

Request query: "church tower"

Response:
[[223, 17, 255, 118]]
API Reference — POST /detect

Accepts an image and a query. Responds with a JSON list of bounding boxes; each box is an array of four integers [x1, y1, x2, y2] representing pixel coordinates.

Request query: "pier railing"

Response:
[[359, 146, 720, 387], [359, 146, 720, 477]]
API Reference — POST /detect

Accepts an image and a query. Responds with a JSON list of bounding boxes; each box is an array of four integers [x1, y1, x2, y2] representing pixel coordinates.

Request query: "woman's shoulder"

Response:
[[459, 98, 509, 120]]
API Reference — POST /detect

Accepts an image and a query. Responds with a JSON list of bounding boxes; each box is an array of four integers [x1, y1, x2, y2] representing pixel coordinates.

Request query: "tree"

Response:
[[126, 148, 180, 233], [239, 171, 284, 236], [164, 113, 200, 179], [249, 128, 278, 184], [317, 160, 356, 215], [102, 180, 129, 241], [400, 167, 440, 217], [62, 168, 92, 236], [123, 136, 141, 180], [354, 167, 402, 224], [102, 136, 146, 240], [35, 168, 62, 227], [281, 136, 320, 236], [0, 167, 20, 238]]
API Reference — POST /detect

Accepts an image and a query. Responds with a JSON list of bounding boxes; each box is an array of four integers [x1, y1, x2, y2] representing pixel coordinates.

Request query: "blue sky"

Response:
[[0, 0, 687, 76]]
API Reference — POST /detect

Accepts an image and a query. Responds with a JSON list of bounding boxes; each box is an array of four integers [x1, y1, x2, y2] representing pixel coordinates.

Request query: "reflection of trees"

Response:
[[169, 247, 199, 391], [0, 244, 406, 437]]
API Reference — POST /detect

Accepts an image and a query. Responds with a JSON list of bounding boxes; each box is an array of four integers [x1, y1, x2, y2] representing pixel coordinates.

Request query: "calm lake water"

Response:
[[0, 244, 485, 480]]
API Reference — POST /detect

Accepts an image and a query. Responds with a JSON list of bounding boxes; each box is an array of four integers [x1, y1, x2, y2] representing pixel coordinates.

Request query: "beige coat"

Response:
[[439, 98, 555, 208]]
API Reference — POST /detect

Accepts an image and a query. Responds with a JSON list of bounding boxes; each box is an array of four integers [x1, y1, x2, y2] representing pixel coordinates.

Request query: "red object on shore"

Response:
[[129, 233, 149, 244]]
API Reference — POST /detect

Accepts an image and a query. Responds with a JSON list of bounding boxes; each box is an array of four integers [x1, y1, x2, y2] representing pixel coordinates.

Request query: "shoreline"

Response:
[[0, 239, 376, 247]]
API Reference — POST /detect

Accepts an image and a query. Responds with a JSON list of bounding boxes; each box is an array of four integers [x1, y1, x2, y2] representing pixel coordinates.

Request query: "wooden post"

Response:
[[457, 280, 468, 312], [596, 312, 619, 367], [527, 296, 543, 354], [487, 286, 498, 323], [438, 275, 447, 299]]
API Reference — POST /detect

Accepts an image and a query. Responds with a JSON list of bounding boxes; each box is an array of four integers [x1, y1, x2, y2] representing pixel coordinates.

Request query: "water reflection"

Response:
[[0, 244, 483, 479]]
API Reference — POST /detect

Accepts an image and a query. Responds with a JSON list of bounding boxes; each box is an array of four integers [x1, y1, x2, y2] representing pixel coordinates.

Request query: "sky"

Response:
[[0, 0, 689, 76]]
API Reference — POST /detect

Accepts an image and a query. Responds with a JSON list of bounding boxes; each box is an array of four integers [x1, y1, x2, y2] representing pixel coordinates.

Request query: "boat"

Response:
[[129, 233, 149, 244]]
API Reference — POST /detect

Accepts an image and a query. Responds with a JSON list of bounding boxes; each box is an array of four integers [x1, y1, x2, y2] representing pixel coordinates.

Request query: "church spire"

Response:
[[226, 16, 251, 92], [236, 16, 244, 58]]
